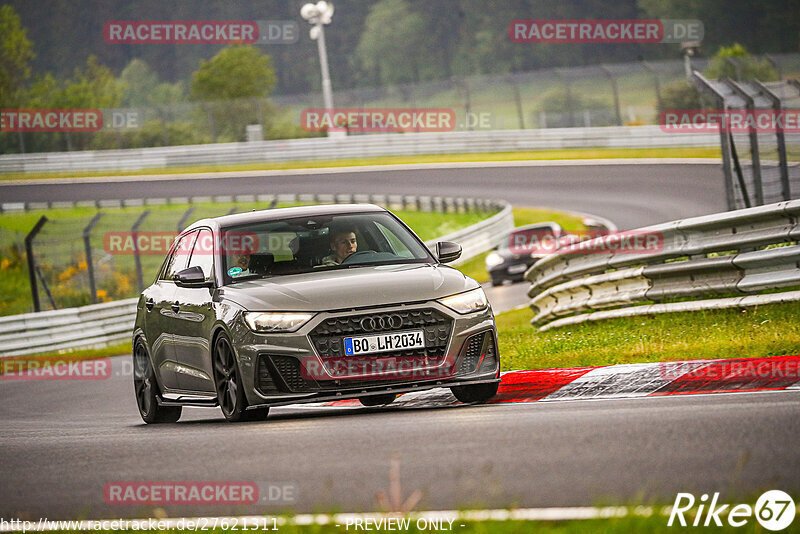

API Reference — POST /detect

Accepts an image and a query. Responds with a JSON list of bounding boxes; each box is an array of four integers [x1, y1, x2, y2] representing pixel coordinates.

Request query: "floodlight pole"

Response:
[[315, 23, 334, 113], [301, 2, 336, 135]]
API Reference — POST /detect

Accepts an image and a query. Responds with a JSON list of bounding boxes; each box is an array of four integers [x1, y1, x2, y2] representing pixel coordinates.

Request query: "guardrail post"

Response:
[[506, 74, 525, 129], [754, 80, 792, 201], [131, 210, 151, 293], [554, 69, 575, 128], [177, 207, 196, 231], [641, 61, 662, 112], [725, 57, 743, 82], [725, 79, 764, 205], [600, 65, 623, 126], [25, 216, 48, 312], [691, 71, 737, 210], [83, 212, 104, 304]]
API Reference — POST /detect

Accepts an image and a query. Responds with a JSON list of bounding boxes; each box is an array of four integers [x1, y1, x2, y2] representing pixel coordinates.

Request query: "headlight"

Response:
[[485, 251, 504, 268], [438, 288, 489, 315], [243, 312, 315, 333]]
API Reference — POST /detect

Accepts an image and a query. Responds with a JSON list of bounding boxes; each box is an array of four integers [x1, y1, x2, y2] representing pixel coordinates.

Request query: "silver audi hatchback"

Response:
[[132, 204, 500, 423]]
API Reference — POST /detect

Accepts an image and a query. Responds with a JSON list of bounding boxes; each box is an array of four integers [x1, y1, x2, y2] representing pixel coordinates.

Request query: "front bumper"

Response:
[[229, 301, 499, 407]]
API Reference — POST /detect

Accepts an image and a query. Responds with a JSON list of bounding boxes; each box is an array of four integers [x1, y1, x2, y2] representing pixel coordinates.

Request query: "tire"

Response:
[[451, 382, 499, 403], [133, 338, 182, 423], [358, 393, 397, 407], [212, 333, 269, 422], [491, 278, 503, 287]]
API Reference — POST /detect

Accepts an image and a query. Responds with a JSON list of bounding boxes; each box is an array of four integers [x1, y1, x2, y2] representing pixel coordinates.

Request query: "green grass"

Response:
[[35, 511, 774, 534], [0, 147, 721, 182], [0, 201, 496, 316], [496, 301, 800, 370], [454, 207, 588, 283]]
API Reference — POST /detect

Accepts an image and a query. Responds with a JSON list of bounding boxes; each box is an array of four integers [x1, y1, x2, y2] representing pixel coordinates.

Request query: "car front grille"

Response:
[[310, 308, 453, 359]]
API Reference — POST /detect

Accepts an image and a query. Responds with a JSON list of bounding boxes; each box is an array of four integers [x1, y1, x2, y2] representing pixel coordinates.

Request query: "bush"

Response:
[[656, 80, 702, 118], [704, 43, 778, 81]]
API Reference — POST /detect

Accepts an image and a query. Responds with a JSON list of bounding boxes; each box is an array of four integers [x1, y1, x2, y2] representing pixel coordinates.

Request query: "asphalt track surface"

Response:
[[1, 162, 725, 314], [0, 161, 725, 229], [5, 162, 786, 521], [2, 358, 799, 520]]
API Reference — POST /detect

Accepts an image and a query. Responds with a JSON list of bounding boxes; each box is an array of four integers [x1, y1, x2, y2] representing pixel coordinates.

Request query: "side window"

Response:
[[188, 229, 214, 281], [161, 231, 196, 280]]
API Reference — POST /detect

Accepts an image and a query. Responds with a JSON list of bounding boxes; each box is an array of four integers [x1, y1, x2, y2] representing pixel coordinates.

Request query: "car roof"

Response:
[[510, 221, 563, 232], [184, 203, 388, 232]]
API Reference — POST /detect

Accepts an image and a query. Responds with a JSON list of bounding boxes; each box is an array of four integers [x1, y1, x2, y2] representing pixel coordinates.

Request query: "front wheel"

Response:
[[133, 339, 182, 423], [212, 333, 269, 422], [451, 382, 499, 403]]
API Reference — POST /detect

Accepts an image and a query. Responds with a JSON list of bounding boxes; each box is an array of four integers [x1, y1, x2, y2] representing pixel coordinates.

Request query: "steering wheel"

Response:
[[340, 250, 377, 265]]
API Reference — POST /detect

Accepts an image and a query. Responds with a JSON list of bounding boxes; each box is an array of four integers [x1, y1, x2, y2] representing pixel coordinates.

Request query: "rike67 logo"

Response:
[[669, 490, 795, 531]]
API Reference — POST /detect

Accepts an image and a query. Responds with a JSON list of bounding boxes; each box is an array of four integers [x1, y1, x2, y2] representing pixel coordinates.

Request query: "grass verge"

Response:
[[497, 301, 800, 370], [0, 202, 493, 316], [0, 146, 720, 182]]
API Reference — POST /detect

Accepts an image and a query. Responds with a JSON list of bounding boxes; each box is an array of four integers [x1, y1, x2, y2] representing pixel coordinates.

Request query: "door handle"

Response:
[[145, 298, 154, 311], [171, 303, 180, 313]]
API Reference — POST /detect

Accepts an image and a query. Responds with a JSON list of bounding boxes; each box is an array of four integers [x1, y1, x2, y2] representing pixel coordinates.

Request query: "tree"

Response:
[[190, 45, 276, 101], [0, 5, 34, 106], [704, 43, 778, 81], [355, 0, 433, 86]]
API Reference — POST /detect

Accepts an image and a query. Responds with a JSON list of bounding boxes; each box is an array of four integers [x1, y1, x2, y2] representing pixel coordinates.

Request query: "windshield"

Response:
[[220, 211, 433, 284]]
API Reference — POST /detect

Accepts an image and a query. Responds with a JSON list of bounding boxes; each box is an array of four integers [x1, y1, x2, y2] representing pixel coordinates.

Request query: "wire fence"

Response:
[[0, 195, 500, 315], [4, 54, 799, 154], [693, 73, 800, 210]]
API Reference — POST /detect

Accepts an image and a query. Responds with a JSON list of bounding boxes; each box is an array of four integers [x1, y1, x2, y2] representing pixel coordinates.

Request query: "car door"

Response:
[[143, 230, 196, 391], [171, 228, 217, 394]]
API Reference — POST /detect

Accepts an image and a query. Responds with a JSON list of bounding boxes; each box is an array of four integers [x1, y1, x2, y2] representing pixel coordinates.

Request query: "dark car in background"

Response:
[[485, 222, 567, 286], [132, 204, 500, 423]]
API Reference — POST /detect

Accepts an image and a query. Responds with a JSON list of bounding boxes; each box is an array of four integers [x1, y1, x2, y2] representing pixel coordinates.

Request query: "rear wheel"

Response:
[[212, 333, 269, 422], [451, 382, 499, 403], [358, 393, 397, 407], [491, 277, 503, 287], [133, 339, 182, 423]]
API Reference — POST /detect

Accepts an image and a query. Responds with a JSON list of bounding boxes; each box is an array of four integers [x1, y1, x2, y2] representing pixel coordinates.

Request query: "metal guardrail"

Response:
[[526, 199, 800, 330], [0, 195, 511, 357], [0, 126, 719, 174]]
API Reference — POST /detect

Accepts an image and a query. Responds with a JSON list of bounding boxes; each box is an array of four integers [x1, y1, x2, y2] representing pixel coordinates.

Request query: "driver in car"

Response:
[[320, 226, 358, 266]]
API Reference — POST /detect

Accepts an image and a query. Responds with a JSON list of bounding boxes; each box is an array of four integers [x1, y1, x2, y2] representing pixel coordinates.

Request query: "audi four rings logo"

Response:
[[360, 315, 404, 331]]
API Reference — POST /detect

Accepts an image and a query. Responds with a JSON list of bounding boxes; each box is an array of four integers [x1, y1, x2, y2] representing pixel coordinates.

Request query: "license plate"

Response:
[[508, 264, 528, 274], [344, 330, 425, 356]]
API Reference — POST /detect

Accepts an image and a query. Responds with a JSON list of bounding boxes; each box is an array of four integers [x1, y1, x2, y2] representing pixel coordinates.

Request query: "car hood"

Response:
[[220, 263, 477, 311]]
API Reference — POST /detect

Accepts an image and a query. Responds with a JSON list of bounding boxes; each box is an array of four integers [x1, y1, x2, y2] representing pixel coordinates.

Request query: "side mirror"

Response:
[[174, 266, 213, 288], [436, 241, 462, 264]]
